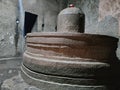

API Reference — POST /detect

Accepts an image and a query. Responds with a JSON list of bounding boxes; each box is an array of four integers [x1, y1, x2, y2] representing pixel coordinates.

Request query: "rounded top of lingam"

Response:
[[57, 4, 85, 33], [69, 4, 75, 7], [59, 4, 83, 15]]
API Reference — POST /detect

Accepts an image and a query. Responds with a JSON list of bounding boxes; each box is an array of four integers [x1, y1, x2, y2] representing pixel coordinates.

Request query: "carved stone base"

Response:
[[21, 32, 119, 90], [21, 65, 108, 90]]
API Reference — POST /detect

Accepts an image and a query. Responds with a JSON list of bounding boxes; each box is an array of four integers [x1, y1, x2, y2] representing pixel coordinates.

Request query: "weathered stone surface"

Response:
[[0, 57, 22, 84], [23, 0, 68, 32], [22, 64, 100, 85], [68, 0, 120, 59], [26, 32, 118, 62], [1, 74, 40, 90], [0, 0, 120, 59], [1, 57, 119, 90], [0, 0, 23, 57], [99, 0, 120, 22], [57, 6, 85, 33], [21, 31, 119, 90], [0, 57, 42, 90], [68, 0, 99, 34], [21, 69, 107, 90], [0, 0, 17, 57], [0, 0, 119, 59], [98, 0, 120, 59], [117, 41, 120, 59], [98, 16, 119, 36], [23, 52, 110, 78]]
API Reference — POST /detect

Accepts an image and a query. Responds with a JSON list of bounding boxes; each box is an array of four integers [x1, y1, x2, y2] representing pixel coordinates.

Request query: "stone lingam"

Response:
[[21, 5, 120, 90]]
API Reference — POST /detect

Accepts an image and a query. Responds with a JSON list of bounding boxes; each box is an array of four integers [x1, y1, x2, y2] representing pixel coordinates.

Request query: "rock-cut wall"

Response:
[[0, 0, 22, 57], [22, 0, 68, 32], [68, 0, 120, 59]]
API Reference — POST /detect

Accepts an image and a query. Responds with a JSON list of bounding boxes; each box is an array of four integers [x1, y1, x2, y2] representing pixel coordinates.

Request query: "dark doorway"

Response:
[[24, 12, 38, 36]]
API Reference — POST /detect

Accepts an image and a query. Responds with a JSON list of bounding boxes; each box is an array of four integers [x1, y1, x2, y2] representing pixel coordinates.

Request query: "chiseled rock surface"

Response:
[[68, 0, 120, 61], [1, 74, 41, 90], [0, 0, 17, 57], [98, 0, 120, 59], [23, 0, 68, 32], [0, 57, 41, 90]]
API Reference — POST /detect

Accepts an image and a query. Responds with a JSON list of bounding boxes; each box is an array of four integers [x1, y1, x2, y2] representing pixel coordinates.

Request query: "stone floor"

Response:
[[0, 57, 41, 90]]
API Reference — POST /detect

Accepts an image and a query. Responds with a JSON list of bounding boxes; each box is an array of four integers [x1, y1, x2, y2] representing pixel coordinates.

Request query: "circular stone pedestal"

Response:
[[21, 32, 118, 90], [21, 65, 107, 90]]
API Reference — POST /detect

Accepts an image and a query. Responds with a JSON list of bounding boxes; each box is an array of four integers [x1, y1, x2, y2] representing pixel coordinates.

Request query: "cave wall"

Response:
[[98, 0, 120, 58], [0, 0, 68, 57], [22, 0, 68, 32], [68, 0, 120, 59], [0, 0, 18, 57]]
